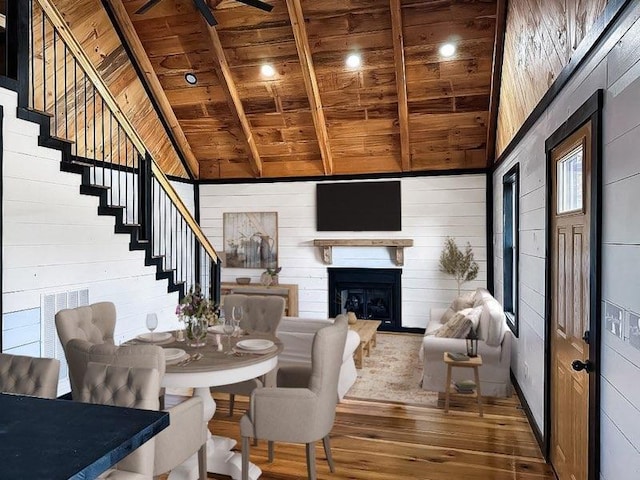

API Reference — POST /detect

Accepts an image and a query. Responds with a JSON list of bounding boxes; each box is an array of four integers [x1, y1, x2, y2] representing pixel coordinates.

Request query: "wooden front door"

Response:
[[549, 122, 592, 480]]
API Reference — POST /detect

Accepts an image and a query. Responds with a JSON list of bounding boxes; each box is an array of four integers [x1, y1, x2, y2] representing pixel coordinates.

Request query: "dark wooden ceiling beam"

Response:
[[106, 0, 200, 178], [204, 21, 263, 177], [390, 0, 411, 172], [285, 0, 333, 176]]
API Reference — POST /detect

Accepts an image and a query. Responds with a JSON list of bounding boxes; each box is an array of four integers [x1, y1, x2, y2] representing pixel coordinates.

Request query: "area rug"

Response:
[[345, 332, 439, 407]]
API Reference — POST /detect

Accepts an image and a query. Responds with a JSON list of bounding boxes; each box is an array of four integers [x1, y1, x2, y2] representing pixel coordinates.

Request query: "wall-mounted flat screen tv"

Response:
[[316, 181, 401, 231]]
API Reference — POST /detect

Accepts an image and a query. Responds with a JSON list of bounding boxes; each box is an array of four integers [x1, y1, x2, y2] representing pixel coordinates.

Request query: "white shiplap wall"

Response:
[[200, 175, 487, 328], [1, 87, 181, 352], [493, 3, 640, 477]]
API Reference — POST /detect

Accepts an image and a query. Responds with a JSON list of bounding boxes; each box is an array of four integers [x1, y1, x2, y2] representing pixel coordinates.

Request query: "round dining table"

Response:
[[150, 331, 283, 480]]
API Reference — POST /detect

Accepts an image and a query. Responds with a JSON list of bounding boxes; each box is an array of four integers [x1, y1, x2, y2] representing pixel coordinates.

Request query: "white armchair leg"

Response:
[[229, 393, 235, 416], [306, 442, 316, 480], [268, 440, 275, 462], [198, 444, 207, 480], [322, 435, 335, 473], [242, 436, 250, 480]]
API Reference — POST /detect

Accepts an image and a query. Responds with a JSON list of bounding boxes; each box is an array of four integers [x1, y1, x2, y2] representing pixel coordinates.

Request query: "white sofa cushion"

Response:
[[478, 298, 506, 346]]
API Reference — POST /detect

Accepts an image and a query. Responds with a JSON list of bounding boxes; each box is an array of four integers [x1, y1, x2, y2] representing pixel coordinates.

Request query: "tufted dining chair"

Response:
[[240, 315, 349, 480], [213, 294, 285, 416], [222, 294, 286, 334], [55, 301, 116, 349], [80, 361, 207, 480], [0, 353, 60, 398], [62, 337, 166, 400]]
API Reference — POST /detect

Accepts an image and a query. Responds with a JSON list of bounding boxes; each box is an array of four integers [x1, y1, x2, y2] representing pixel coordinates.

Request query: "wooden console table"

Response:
[[350, 319, 382, 368], [221, 282, 299, 316]]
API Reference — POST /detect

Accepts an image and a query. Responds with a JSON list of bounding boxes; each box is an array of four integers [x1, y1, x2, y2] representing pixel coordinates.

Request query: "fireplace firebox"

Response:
[[328, 268, 402, 331]]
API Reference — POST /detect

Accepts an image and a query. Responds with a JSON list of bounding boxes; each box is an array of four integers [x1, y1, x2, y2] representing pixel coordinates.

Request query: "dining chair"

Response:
[[55, 301, 116, 349], [213, 294, 285, 416], [80, 361, 207, 480], [62, 337, 166, 400], [0, 353, 60, 398], [239, 314, 349, 480]]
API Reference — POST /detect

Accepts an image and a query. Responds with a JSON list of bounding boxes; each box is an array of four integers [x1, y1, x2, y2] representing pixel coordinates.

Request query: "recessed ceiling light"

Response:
[[184, 73, 198, 85], [261, 64, 276, 78], [439, 43, 456, 58], [346, 53, 362, 69]]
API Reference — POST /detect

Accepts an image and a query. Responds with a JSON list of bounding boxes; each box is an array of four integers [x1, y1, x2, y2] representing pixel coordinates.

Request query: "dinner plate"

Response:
[[163, 348, 186, 362], [236, 339, 274, 351], [207, 325, 226, 334], [136, 332, 172, 343]]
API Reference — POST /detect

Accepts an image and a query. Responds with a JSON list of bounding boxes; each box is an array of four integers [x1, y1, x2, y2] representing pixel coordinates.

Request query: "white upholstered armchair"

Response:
[[239, 315, 349, 480], [212, 294, 285, 415], [80, 361, 207, 480], [0, 353, 60, 398]]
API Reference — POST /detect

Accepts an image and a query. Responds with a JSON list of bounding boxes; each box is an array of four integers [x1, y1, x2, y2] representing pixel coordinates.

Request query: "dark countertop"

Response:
[[0, 392, 169, 479]]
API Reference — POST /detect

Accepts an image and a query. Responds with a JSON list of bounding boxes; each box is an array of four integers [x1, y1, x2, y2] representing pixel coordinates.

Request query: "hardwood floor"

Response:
[[166, 392, 556, 480]]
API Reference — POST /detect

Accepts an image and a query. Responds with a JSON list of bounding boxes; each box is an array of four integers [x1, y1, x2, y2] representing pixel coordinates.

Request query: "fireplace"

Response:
[[328, 268, 402, 331]]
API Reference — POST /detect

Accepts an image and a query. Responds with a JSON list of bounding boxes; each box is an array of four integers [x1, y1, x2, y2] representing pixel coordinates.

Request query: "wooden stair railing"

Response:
[[8, 0, 220, 302]]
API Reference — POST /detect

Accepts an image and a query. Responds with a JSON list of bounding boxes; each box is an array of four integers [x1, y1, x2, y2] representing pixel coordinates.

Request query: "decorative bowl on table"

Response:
[[236, 277, 251, 284]]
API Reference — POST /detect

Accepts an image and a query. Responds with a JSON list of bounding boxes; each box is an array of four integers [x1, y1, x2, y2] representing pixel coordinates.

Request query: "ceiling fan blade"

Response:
[[236, 0, 274, 12], [193, 0, 218, 26], [135, 0, 162, 15]]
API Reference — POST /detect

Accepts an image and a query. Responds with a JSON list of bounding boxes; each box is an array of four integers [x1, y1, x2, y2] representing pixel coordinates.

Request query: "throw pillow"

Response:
[[435, 309, 473, 338], [441, 293, 475, 324]]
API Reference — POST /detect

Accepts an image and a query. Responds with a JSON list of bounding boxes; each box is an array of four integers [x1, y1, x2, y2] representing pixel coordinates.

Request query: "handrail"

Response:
[[151, 162, 218, 262], [35, 0, 218, 263]]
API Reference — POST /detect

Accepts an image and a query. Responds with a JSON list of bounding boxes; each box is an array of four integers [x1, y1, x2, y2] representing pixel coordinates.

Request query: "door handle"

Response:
[[582, 330, 590, 344], [571, 359, 594, 373]]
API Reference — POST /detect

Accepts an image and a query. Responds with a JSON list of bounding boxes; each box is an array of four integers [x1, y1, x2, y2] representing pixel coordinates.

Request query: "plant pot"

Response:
[[260, 272, 272, 286]]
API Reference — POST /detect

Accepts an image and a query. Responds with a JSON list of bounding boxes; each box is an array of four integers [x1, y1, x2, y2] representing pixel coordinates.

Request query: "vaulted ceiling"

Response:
[[110, 0, 499, 180]]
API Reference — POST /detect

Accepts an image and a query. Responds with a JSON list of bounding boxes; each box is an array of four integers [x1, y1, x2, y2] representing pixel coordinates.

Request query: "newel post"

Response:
[[138, 152, 153, 242]]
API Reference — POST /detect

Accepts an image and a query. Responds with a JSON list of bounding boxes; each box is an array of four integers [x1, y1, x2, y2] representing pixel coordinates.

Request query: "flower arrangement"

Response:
[[176, 284, 219, 325]]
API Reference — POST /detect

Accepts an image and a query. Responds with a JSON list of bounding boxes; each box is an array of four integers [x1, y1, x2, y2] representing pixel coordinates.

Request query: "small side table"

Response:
[[443, 353, 483, 417]]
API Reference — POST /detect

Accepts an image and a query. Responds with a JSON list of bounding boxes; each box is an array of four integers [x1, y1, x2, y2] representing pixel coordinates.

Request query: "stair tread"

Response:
[[27, 108, 53, 118], [85, 184, 110, 190], [49, 135, 75, 145], [72, 160, 94, 167]]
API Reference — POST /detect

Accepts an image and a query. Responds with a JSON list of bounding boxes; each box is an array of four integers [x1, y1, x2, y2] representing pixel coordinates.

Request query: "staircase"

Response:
[[4, 0, 220, 304]]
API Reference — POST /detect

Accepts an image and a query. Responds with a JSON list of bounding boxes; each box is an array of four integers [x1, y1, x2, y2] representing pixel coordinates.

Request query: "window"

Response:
[[557, 144, 584, 214], [503, 164, 519, 336]]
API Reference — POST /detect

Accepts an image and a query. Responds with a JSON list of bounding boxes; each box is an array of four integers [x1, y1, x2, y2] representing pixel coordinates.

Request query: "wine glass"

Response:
[[223, 315, 235, 354], [146, 313, 158, 342], [232, 305, 243, 336]]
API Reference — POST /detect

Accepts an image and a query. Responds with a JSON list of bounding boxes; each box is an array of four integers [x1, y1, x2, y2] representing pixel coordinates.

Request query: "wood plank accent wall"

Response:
[[492, 5, 640, 477], [495, 0, 608, 156], [50, 0, 191, 177]]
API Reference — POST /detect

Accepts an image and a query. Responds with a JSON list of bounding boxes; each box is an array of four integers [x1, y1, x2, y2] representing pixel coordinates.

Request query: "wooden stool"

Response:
[[443, 353, 483, 417]]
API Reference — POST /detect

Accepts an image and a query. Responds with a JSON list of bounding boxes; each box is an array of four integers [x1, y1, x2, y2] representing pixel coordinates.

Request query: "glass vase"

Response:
[[186, 317, 208, 348]]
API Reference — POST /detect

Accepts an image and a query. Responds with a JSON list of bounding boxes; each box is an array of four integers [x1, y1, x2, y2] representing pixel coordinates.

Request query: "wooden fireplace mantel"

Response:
[[313, 239, 414, 266]]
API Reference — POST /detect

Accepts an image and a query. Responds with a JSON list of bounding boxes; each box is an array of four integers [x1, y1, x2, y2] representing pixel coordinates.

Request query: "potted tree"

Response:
[[439, 237, 479, 296]]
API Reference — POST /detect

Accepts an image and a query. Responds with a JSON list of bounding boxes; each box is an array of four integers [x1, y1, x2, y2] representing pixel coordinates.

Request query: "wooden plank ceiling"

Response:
[[115, 0, 498, 180]]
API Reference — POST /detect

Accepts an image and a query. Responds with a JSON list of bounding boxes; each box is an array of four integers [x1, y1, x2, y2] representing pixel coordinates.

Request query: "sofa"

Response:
[[419, 288, 511, 397], [273, 316, 360, 399]]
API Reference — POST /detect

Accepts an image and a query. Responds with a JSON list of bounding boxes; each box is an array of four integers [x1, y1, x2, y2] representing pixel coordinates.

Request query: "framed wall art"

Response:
[[223, 212, 278, 269]]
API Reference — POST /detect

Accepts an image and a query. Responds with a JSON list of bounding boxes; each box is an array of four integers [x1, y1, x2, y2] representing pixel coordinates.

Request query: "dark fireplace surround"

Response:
[[328, 268, 402, 331]]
